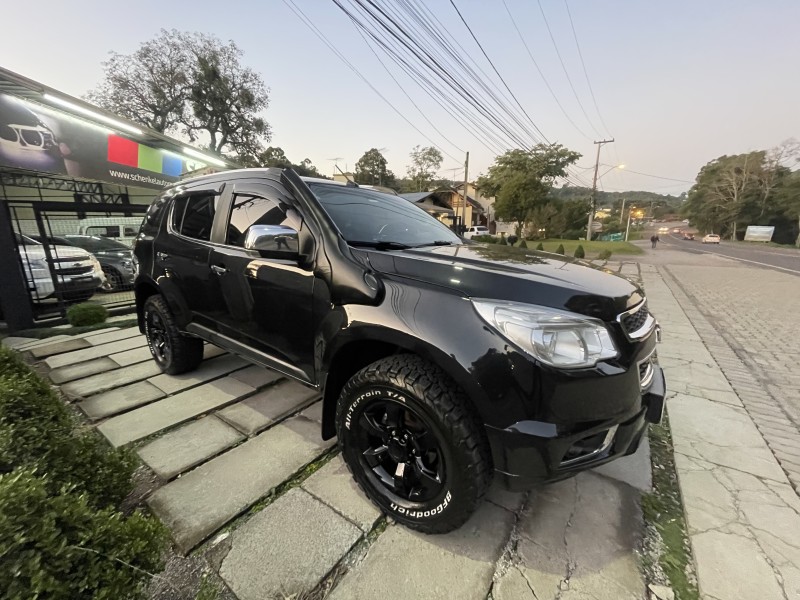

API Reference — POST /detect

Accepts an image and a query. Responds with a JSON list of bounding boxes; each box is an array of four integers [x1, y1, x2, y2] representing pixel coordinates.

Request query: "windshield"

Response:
[[309, 184, 461, 248], [65, 235, 129, 252], [14, 233, 40, 245]]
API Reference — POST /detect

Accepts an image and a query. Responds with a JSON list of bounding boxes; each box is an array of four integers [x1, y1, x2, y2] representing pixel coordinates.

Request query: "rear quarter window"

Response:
[[141, 196, 168, 237]]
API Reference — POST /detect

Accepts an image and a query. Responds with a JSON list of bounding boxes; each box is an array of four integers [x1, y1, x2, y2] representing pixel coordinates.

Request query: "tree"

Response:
[[406, 146, 443, 191], [87, 30, 271, 158], [87, 29, 191, 134], [477, 145, 581, 235], [355, 148, 395, 186]]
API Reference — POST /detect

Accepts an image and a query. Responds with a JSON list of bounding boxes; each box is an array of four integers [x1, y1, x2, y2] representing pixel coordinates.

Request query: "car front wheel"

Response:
[[336, 354, 492, 534], [143, 295, 204, 375]]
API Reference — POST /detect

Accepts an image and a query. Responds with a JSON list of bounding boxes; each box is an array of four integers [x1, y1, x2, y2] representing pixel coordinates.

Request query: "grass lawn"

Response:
[[519, 238, 643, 257]]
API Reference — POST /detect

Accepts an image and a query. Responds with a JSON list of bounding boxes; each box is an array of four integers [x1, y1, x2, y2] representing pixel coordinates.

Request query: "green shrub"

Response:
[[499, 235, 508, 245], [598, 249, 613, 260], [472, 234, 497, 243], [535, 242, 544, 251], [518, 239, 528, 248], [66, 303, 108, 327], [0, 350, 135, 507], [574, 244, 585, 259], [0, 469, 167, 600], [555, 244, 566, 255]]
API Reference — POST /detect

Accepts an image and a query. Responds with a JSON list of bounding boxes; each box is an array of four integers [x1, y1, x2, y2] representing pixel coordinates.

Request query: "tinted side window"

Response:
[[226, 194, 290, 247], [141, 196, 167, 236], [172, 194, 217, 241]]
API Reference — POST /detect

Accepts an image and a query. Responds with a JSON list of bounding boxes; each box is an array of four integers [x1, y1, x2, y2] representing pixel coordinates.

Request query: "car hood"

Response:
[[94, 250, 132, 259], [359, 243, 642, 322]]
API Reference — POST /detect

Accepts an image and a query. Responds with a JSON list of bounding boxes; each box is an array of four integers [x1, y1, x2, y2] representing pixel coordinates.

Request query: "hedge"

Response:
[[556, 244, 566, 255], [0, 470, 166, 600], [574, 244, 586, 259], [0, 347, 167, 598]]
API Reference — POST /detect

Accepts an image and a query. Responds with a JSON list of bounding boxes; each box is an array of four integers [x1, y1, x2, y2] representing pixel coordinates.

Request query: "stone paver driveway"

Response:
[[6, 326, 652, 599]]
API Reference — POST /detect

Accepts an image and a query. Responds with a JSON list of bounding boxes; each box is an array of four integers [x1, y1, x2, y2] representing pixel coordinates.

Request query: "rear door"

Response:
[[157, 189, 222, 328], [208, 180, 316, 382]]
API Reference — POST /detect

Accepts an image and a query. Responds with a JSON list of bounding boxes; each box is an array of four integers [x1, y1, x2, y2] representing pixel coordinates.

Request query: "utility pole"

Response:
[[458, 152, 469, 234], [625, 206, 635, 241], [619, 198, 626, 225], [586, 139, 614, 241]]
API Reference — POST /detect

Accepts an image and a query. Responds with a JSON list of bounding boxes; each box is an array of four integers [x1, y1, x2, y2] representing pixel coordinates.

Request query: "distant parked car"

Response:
[[682, 219, 690, 224], [464, 225, 490, 239], [31, 234, 134, 291], [682, 232, 695, 240], [702, 234, 721, 244], [658, 227, 669, 234], [671, 228, 681, 234]]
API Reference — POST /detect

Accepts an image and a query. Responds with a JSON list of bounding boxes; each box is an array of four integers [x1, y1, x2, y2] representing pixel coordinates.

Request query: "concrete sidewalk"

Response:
[[642, 263, 800, 600]]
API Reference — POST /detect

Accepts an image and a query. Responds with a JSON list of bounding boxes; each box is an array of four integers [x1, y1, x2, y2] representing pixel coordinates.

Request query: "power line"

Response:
[[282, 0, 461, 162], [448, 0, 551, 145], [501, 0, 592, 141], [535, 0, 603, 138], [614, 168, 695, 184], [563, 0, 613, 138]]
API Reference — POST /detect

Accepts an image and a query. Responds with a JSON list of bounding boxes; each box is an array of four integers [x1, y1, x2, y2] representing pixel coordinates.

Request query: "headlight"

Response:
[[472, 299, 619, 368]]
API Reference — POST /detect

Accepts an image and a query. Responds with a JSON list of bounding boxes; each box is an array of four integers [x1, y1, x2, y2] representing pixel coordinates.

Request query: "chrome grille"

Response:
[[617, 300, 655, 340], [56, 266, 93, 276]]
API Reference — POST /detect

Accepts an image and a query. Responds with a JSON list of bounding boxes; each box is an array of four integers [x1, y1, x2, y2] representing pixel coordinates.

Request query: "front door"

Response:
[[208, 181, 316, 382]]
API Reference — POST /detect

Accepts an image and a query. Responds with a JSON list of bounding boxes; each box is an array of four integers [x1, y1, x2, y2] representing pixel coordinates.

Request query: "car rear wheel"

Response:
[[143, 295, 203, 375], [336, 354, 492, 533]]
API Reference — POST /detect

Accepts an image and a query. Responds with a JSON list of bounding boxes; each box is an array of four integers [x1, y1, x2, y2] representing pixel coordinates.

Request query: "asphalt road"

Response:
[[649, 223, 800, 275]]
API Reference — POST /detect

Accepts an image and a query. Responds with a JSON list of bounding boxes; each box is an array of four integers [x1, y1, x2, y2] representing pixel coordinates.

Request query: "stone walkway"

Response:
[[642, 261, 800, 600], [4, 324, 655, 599]]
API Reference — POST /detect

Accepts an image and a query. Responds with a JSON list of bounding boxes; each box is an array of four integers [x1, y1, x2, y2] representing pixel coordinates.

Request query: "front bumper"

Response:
[[488, 365, 666, 491]]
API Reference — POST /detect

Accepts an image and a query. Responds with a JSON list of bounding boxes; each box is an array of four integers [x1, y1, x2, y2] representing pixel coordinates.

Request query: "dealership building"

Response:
[[0, 67, 230, 331]]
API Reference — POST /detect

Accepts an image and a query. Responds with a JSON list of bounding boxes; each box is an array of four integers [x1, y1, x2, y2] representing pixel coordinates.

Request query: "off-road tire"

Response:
[[143, 295, 203, 375], [336, 354, 492, 533]]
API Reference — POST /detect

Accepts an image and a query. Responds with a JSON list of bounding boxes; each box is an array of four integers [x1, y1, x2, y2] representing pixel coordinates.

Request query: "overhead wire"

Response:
[[282, 0, 461, 162], [535, 0, 603, 138], [501, 0, 592, 142]]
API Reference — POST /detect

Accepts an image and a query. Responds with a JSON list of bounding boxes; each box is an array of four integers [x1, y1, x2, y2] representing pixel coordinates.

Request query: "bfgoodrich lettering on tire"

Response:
[[336, 354, 492, 533], [143, 295, 204, 375]]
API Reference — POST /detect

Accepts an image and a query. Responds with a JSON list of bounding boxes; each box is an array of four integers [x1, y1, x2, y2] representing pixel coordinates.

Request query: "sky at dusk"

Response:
[[1, 0, 798, 194]]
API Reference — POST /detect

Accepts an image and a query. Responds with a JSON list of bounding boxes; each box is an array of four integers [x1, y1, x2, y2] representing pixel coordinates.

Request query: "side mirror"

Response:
[[243, 225, 300, 259]]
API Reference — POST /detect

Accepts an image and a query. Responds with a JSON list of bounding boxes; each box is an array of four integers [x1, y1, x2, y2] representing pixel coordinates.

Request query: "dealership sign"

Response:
[[0, 93, 205, 190], [744, 226, 775, 242]]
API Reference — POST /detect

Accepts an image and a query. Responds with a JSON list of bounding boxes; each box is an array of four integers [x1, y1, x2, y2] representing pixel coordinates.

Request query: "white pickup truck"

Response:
[[15, 234, 105, 302]]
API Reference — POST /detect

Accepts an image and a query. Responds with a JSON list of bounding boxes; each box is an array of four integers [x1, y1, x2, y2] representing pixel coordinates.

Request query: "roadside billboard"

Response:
[[743, 226, 775, 242], [0, 93, 205, 190]]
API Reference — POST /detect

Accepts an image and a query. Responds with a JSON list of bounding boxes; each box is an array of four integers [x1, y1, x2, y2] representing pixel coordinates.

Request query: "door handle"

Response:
[[210, 264, 227, 275], [156, 251, 169, 261]]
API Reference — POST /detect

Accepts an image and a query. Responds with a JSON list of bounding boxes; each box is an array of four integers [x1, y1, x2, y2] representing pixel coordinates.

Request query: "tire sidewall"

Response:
[[337, 381, 469, 526], [143, 297, 171, 370]]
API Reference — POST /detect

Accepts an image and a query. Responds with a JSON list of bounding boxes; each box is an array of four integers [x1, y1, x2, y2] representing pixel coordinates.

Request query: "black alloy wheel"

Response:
[[355, 399, 446, 503], [142, 295, 203, 375], [337, 354, 492, 534]]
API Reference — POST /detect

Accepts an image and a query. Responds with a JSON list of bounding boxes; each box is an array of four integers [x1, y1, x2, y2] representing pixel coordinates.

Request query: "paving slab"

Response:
[[49, 357, 118, 384], [300, 399, 323, 423], [45, 335, 147, 369], [216, 380, 319, 436], [85, 327, 142, 346], [98, 376, 255, 447], [60, 360, 163, 399], [329, 501, 514, 600], [109, 346, 155, 367], [220, 488, 362, 600], [147, 416, 335, 552], [593, 432, 653, 492], [228, 364, 283, 389], [1, 336, 38, 349], [302, 455, 381, 532], [28, 337, 92, 358], [8, 334, 71, 350], [148, 354, 248, 395], [137, 415, 244, 480], [78, 380, 165, 420], [503, 471, 644, 600]]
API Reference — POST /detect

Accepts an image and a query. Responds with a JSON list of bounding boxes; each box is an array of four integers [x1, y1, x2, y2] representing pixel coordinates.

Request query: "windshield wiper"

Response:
[[348, 240, 412, 250], [412, 240, 456, 248]]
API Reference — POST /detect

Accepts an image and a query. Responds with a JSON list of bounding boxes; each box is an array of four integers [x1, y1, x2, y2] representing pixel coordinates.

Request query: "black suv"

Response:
[[134, 168, 665, 533]]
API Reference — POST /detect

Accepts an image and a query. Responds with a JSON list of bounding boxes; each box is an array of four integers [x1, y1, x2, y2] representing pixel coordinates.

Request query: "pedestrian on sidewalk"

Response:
[[650, 234, 659, 249]]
